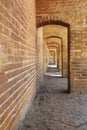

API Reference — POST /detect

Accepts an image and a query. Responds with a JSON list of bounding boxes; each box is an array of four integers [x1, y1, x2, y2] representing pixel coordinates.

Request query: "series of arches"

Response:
[[37, 20, 70, 92]]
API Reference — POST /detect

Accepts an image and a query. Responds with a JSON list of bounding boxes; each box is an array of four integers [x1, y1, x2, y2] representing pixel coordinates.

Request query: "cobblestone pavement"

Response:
[[18, 76, 87, 130]]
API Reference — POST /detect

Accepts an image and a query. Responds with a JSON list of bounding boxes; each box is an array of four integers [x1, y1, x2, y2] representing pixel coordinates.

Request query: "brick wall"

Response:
[[37, 27, 49, 83], [43, 39, 49, 73], [0, 0, 37, 129], [37, 27, 44, 86], [36, 0, 87, 93]]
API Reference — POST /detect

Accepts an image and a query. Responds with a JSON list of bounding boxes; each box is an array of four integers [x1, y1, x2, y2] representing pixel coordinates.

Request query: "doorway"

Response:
[[37, 23, 70, 92]]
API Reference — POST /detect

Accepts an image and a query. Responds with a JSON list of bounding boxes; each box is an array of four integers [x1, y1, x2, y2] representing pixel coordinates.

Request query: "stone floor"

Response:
[[18, 70, 87, 130], [45, 66, 62, 77]]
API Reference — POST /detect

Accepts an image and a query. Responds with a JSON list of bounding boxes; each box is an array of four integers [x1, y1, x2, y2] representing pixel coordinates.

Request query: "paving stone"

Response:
[[18, 74, 87, 130]]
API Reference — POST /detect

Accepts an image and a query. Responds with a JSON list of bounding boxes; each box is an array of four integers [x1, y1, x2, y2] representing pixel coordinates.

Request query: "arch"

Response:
[[37, 19, 70, 28], [47, 43, 59, 47], [46, 36, 62, 40], [36, 21, 71, 93]]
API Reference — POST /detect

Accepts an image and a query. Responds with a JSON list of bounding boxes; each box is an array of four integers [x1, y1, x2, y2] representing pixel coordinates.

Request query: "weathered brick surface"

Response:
[[37, 27, 44, 87], [36, 0, 87, 93], [37, 27, 49, 86], [0, 0, 37, 129]]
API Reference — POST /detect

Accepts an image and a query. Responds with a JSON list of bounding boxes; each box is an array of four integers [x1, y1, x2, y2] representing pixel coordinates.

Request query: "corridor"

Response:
[[0, 1, 87, 130], [18, 74, 87, 130], [45, 65, 62, 77]]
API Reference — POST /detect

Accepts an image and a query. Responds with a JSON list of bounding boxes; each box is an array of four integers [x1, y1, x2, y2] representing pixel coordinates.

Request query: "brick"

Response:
[[36, 0, 87, 93], [0, 0, 37, 129]]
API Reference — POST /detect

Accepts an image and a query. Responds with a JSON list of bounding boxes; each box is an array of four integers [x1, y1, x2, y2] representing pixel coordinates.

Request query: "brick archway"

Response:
[[37, 21, 71, 92], [37, 18, 70, 28]]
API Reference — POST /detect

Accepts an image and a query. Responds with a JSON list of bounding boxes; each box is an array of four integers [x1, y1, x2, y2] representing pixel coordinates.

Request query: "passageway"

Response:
[[18, 75, 87, 130], [37, 24, 69, 89], [45, 66, 62, 77], [0, 1, 87, 130]]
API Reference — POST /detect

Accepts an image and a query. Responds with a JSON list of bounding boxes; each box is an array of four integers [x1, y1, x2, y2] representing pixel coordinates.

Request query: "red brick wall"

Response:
[[36, 0, 87, 93], [0, 0, 37, 129]]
